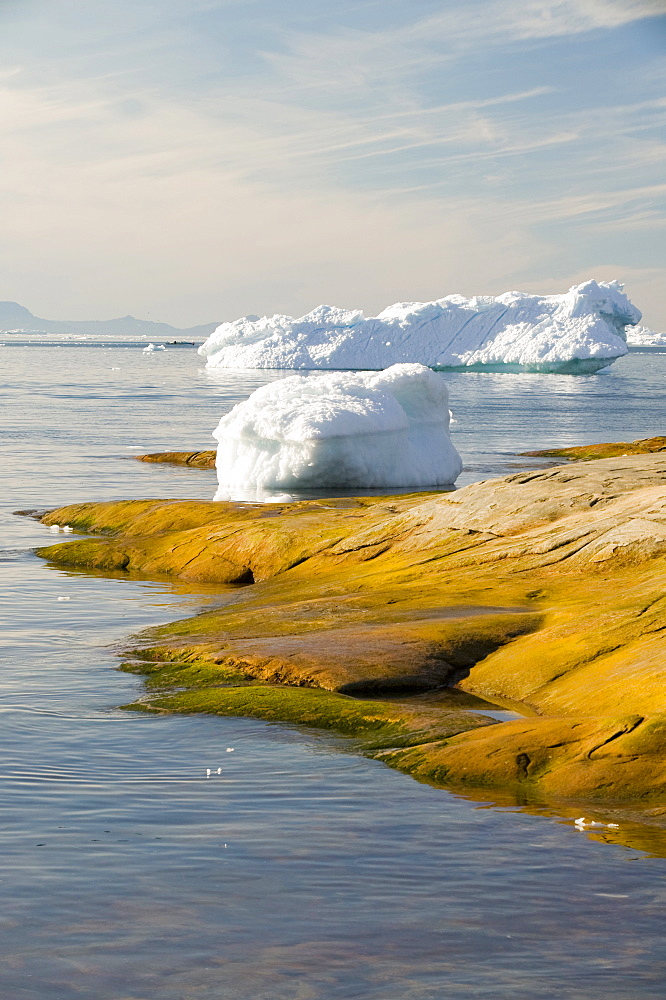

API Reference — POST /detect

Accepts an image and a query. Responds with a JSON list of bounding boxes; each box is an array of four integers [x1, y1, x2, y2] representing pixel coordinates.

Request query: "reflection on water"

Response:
[[421, 783, 666, 860], [1, 343, 665, 998]]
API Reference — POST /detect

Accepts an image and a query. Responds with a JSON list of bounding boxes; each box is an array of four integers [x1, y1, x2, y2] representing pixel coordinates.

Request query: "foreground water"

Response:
[[1, 342, 665, 998]]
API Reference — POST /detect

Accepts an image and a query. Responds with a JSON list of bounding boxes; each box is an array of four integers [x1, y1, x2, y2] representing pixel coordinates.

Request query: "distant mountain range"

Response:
[[0, 301, 219, 339]]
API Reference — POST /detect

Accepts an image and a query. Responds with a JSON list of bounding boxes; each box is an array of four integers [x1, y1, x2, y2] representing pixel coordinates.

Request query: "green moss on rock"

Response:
[[123, 682, 491, 750], [119, 658, 249, 690]]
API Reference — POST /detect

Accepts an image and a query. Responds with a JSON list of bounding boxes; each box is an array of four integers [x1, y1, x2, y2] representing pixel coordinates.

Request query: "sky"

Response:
[[1, 0, 665, 328]]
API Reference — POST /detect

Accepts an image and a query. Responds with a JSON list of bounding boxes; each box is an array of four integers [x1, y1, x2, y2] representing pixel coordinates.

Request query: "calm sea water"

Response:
[[1, 341, 665, 999]]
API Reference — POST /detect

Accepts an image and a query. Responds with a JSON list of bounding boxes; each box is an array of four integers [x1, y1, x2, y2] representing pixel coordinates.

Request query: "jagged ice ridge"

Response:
[[200, 280, 640, 374], [213, 364, 462, 497]]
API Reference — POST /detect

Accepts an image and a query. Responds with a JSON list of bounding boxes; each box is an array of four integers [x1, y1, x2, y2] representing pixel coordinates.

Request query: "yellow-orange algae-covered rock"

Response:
[[385, 713, 666, 804], [522, 435, 666, 461], [136, 450, 217, 468], [35, 454, 666, 806]]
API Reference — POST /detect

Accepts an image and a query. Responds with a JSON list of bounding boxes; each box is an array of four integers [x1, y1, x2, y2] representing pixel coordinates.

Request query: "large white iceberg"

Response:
[[200, 280, 640, 374], [213, 363, 462, 497]]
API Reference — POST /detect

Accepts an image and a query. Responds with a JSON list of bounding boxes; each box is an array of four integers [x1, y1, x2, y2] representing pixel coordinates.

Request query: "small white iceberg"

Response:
[[143, 343, 166, 353], [626, 325, 666, 347], [199, 280, 641, 374], [213, 363, 462, 495]]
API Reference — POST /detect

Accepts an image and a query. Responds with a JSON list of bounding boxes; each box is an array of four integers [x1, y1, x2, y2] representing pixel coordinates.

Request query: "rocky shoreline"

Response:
[[35, 452, 666, 820]]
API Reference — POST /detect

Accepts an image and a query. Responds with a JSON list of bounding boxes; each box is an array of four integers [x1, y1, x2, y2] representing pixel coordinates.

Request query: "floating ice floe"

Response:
[[142, 343, 166, 353], [213, 363, 462, 496], [625, 325, 666, 347], [574, 817, 620, 830], [199, 280, 641, 374]]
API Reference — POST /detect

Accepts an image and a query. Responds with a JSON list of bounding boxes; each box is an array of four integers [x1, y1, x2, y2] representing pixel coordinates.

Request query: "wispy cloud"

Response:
[[263, 0, 664, 97], [476, 0, 665, 40], [0, 0, 664, 325]]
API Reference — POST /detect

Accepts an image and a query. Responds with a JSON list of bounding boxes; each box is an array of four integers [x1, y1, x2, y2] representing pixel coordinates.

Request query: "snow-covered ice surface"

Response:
[[200, 280, 641, 374], [213, 363, 462, 498], [626, 325, 666, 347]]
